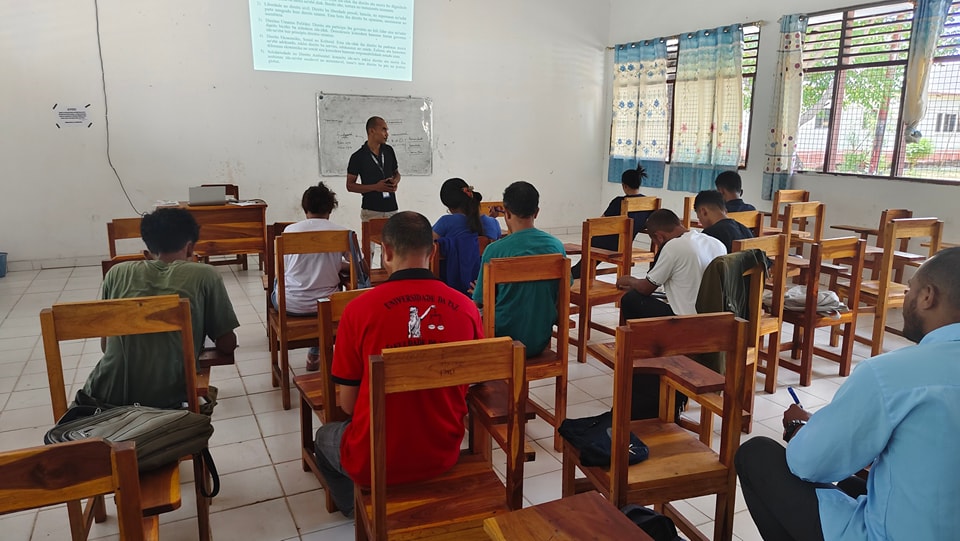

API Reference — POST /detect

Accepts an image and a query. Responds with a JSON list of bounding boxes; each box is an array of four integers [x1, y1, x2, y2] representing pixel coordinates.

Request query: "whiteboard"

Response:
[[317, 93, 433, 176]]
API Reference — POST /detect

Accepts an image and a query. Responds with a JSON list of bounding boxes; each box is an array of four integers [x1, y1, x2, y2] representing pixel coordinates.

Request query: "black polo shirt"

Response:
[[703, 218, 754, 253], [724, 198, 756, 212], [347, 143, 399, 212]]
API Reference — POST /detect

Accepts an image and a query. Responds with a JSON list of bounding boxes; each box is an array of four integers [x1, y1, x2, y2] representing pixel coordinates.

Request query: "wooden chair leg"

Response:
[[871, 305, 888, 357], [762, 333, 781, 395], [300, 394, 313, 472], [194, 458, 212, 541], [576, 300, 591, 363], [92, 494, 107, 522], [713, 488, 736, 541], [269, 331, 280, 388], [791, 324, 802, 359], [66, 500, 87, 541], [561, 447, 576, 498], [838, 322, 855, 377], [143, 515, 160, 541], [829, 325, 841, 347], [279, 341, 292, 410], [800, 323, 815, 387], [553, 374, 567, 452]]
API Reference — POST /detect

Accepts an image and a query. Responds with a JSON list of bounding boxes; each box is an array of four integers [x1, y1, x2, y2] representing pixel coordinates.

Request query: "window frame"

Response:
[[796, 0, 960, 185]]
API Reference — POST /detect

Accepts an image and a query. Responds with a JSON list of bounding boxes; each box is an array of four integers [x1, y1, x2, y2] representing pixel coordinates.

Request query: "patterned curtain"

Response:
[[761, 15, 808, 200], [668, 26, 743, 193], [608, 40, 669, 188], [903, 0, 953, 142]]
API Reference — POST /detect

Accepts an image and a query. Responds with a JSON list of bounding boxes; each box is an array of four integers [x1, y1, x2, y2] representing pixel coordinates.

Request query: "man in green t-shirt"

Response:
[[79, 208, 240, 409], [472, 181, 568, 357]]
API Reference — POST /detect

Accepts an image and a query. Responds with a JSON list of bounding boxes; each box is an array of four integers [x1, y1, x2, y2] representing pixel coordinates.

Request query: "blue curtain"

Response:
[[608, 40, 669, 188], [667, 26, 744, 193]]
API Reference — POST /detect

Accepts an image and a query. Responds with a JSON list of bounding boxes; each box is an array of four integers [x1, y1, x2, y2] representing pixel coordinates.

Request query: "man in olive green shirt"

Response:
[[80, 208, 239, 409]]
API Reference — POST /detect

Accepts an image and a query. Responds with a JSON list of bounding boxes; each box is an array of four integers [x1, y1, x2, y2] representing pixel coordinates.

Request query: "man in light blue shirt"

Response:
[[736, 247, 960, 540]]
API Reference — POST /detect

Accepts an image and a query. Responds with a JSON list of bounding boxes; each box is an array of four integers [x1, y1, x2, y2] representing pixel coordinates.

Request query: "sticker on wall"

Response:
[[53, 104, 93, 128]]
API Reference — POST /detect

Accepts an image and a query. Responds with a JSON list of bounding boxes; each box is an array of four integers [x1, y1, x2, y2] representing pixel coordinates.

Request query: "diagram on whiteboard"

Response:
[[317, 93, 433, 176]]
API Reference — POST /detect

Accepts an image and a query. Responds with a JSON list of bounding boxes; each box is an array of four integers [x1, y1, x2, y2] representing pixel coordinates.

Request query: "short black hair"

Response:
[[366, 116, 385, 132], [140, 208, 200, 255], [694, 190, 727, 212], [503, 181, 539, 218], [644, 209, 682, 233], [621, 165, 647, 190], [915, 246, 960, 311], [715, 171, 743, 195], [302, 182, 338, 216], [382, 211, 434, 258]]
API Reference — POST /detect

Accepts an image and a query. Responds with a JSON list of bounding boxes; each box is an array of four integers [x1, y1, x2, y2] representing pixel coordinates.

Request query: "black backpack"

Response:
[[558, 410, 648, 467], [621, 504, 684, 541]]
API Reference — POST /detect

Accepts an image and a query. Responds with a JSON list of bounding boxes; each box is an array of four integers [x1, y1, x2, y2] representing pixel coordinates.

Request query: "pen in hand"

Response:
[[787, 386, 803, 409]]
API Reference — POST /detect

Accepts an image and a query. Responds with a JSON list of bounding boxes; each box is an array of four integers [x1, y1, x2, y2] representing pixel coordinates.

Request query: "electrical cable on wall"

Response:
[[94, 0, 143, 216]]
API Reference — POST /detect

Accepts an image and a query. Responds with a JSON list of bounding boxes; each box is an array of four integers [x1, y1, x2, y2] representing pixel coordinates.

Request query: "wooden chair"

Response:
[[201, 183, 239, 199], [0, 439, 146, 541], [561, 313, 748, 541], [356, 337, 527, 540], [106, 217, 144, 258], [570, 216, 632, 364], [833, 209, 916, 282], [470, 254, 570, 452], [40, 295, 212, 541], [840, 218, 943, 356], [780, 201, 825, 257], [361, 217, 391, 285], [762, 189, 810, 236], [295, 288, 369, 513], [733, 235, 790, 395], [682, 196, 697, 229], [483, 491, 653, 540], [268, 230, 357, 410], [775, 237, 866, 387], [621, 196, 661, 266]]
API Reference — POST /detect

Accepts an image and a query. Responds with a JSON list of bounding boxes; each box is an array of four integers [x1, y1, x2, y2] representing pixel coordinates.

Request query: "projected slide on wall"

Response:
[[249, 0, 414, 81]]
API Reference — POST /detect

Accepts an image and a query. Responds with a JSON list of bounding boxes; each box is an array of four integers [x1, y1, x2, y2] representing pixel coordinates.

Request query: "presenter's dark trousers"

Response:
[[736, 436, 859, 541]]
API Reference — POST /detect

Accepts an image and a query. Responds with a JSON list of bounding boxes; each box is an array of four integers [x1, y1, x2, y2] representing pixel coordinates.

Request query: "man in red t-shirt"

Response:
[[314, 211, 484, 517]]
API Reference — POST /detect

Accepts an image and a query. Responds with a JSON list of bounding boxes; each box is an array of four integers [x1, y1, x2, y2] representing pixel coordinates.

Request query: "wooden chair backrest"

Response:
[[782, 201, 825, 244], [40, 295, 199, 418], [728, 210, 764, 237], [877, 208, 913, 250], [368, 337, 526, 538], [620, 196, 661, 215], [611, 313, 747, 504], [106, 217, 143, 258], [201, 183, 240, 199], [361, 217, 390, 272], [316, 288, 370, 423], [770, 189, 810, 229], [733, 234, 789, 331], [877, 218, 944, 292], [0, 439, 145, 541], [809, 237, 867, 312], [480, 201, 506, 218], [580, 216, 633, 283], [482, 254, 571, 358], [682, 196, 696, 229], [264, 222, 294, 311], [275, 230, 356, 321]]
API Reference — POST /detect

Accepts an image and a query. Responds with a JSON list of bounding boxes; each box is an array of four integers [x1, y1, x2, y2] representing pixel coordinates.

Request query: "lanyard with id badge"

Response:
[[371, 151, 393, 199]]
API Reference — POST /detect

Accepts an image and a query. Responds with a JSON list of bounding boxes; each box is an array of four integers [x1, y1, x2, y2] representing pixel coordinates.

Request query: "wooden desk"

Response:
[[483, 491, 652, 540], [171, 201, 268, 269]]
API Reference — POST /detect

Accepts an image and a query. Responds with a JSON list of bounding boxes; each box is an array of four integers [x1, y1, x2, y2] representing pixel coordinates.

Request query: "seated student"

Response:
[[433, 177, 502, 295], [571, 165, 653, 279], [314, 212, 483, 518], [736, 248, 960, 541], [79, 208, 239, 409], [615, 209, 726, 419], [694, 189, 754, 253], [473, 181, 567, 357], [715, 170, 756, 212], [273, 182, 360, 372]]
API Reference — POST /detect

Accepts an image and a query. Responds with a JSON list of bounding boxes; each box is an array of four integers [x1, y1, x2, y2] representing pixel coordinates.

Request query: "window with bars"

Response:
[[658, 24, 759, 167], [796, 0, 960, 181]]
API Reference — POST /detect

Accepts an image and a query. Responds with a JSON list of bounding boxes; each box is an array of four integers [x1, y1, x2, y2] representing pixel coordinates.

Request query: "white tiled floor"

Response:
[[0, 253, 915, 540]]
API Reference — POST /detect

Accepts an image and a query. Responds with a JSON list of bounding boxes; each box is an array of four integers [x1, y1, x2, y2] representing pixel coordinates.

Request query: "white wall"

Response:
[[0, 0, 610, 266], [606, 0, 959, 242]]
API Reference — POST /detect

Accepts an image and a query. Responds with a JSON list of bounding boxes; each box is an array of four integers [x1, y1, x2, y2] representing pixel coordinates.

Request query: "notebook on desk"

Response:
[[188, 186, 227, 206]]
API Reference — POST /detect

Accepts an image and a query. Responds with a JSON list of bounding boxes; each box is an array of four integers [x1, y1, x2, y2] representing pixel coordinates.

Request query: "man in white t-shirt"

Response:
[[616, 209, 726, 319], [615, 209, 726, 419]]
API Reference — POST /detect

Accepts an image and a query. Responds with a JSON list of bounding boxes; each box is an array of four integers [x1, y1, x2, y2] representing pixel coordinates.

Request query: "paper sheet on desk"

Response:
[[229, 200, 263, 206], [155, 200, 180, 207]]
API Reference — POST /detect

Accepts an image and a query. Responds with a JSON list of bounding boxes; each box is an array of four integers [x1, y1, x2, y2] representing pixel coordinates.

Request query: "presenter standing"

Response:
[[346, 116, 401, 221]]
